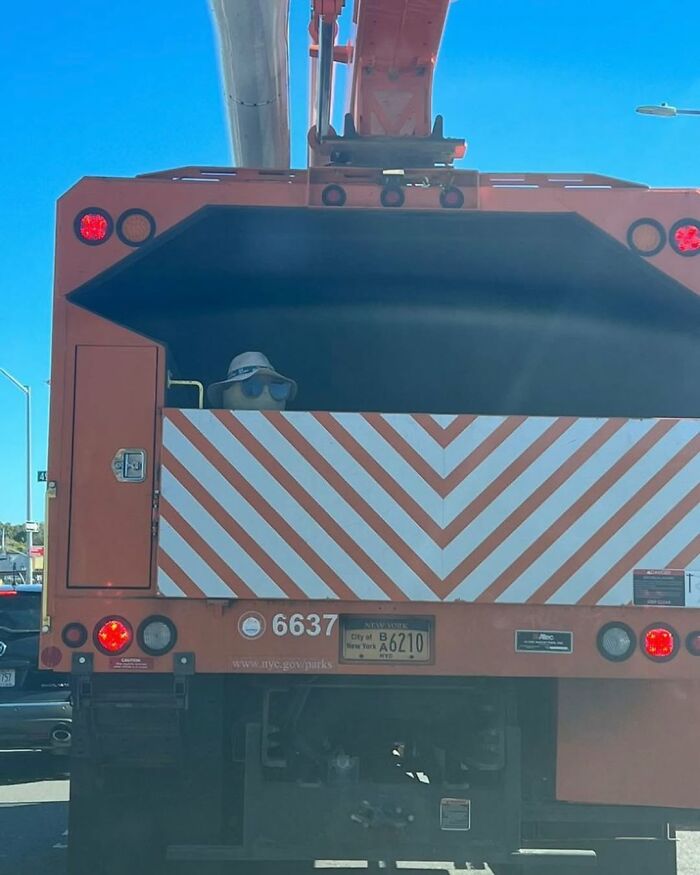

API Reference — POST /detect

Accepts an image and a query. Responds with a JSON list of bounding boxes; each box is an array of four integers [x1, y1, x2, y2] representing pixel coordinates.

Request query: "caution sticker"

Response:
[[440, 798, 471, 831], [633, 569, 685, 607], [109, 656, 154, 671]]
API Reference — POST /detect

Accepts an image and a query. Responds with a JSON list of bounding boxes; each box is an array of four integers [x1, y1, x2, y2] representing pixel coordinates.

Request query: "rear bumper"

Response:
[[0, 693, 72, 752]]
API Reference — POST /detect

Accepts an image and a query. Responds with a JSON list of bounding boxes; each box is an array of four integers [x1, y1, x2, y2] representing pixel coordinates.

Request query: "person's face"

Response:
[[221, 376, 289, 411]]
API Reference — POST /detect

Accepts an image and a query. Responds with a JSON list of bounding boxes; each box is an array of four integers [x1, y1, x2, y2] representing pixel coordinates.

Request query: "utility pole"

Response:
[[0, 368, 33, 584]]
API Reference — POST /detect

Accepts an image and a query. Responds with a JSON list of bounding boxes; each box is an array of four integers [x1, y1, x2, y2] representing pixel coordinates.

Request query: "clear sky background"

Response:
[[0, 1, 697, 522]]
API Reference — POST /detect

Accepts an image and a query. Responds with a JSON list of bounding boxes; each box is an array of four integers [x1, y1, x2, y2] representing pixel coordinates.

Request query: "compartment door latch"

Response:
[[111, 448, 147, 482]]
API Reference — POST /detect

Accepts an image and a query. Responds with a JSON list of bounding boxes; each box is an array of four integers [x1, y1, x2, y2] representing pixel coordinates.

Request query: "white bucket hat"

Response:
[[207, 351, 297, 406]]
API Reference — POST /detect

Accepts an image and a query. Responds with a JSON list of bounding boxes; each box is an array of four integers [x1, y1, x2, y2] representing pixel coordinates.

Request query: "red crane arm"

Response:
[[348, 0, 451, 137], [309, 0, 462, 166]]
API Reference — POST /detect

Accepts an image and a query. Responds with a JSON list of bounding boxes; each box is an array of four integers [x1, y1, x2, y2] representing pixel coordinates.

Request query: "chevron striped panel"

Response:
[[156, 409, 700, 605]]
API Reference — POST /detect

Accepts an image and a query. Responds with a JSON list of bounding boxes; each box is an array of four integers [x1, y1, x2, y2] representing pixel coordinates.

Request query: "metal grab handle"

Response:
[[166, 373, 204, 409]]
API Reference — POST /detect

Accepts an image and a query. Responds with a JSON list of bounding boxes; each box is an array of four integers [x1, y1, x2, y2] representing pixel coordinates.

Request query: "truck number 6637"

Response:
[[272, 613, 338, 637]]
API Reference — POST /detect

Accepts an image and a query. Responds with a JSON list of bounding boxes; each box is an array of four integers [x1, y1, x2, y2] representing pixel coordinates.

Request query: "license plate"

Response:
[[340, 616, 433, 663], [0, 670, 15, 688]]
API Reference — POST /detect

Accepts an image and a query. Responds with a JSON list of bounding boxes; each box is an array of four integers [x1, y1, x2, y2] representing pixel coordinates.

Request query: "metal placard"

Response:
[[515, 630, 573, 654]]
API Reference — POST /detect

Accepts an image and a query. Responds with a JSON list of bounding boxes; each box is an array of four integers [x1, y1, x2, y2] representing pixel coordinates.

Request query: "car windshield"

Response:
[[0, 592, 40, 633]]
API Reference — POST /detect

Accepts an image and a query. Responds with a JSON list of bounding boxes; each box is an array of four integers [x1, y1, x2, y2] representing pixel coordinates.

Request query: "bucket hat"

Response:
[[207, 351, 297, 406]]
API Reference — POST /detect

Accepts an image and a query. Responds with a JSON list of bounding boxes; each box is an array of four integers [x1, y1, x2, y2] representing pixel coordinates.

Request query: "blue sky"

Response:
[[0, 1, 697, 522]]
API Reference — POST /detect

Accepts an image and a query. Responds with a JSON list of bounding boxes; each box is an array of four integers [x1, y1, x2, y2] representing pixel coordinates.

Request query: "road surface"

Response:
[[2, 753, 700, 874]]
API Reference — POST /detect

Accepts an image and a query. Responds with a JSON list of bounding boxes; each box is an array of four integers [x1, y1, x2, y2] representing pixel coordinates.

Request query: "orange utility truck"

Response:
[[41, 2, 700, 873]]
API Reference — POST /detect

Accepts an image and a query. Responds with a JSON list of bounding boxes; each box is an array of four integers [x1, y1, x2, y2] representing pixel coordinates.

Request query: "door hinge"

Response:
[[151, 488, 160, 538]]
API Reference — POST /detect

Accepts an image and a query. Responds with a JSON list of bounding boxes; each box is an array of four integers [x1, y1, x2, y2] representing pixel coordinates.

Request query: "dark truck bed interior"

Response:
[[69, 206, 700, 418]]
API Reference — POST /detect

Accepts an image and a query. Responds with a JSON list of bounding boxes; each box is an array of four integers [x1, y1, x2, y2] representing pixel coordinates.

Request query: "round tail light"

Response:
[[95, 617, 133, 654], [116, 209, 156, 246], [440, 186, 464, 209], [75, 208, 113, 245], [627, 218, 666, 257], [62, 622, 88, 648], [597, 623, 636, 661], [380, 186, 405, 208], [687, 631, 700, 656], [138, 616, 177, 655], [642, 625, 678, 661], [671, 219, 700, 256], [321, 184, 347, 207]]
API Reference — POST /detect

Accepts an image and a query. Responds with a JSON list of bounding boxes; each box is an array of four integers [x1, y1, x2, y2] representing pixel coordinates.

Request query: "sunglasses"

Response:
[[240, 376, 292, 402]]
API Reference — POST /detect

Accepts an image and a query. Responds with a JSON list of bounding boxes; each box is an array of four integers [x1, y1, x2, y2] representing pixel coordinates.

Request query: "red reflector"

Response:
[[454, 143, 467, 159], [0, 590, 18, 597], [79, 212, 110, 242], [40, 646, 63, 668], [674, 224, 700, 252], [95, 618, 133, 654], [643, 626, 675, 659]]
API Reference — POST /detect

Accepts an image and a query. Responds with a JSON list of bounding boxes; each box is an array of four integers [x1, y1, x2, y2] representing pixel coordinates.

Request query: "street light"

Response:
[[636, 102, 700, 117], [0, 368, 33, 584]]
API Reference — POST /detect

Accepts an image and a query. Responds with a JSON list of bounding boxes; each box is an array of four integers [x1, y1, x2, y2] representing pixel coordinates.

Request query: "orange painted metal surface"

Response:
[[68, 345, 158, 589], [38, 597, 700, 680], [557, 678, 700, 808], [347, 0, 451, 137], [52, 171, 700, 303]]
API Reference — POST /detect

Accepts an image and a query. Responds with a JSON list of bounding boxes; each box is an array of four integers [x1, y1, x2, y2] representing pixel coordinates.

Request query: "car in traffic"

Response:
[[0, 584, 71, 753]]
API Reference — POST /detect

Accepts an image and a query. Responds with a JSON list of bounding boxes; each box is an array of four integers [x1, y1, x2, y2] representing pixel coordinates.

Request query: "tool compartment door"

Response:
[[68, 345, 158, 588]]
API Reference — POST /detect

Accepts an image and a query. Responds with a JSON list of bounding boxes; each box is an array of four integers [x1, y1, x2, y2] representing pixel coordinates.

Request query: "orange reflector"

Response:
[[454, 143, 467, 159], [627, 219, 665, 257], [116, 209, 156, 246]]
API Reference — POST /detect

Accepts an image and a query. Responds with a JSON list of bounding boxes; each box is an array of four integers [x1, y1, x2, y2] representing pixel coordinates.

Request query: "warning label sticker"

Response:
[[109, 656, 154, 671], [515, 630, 573, 654], [633, 569, 685, 607], [440, 798, 471, 831]]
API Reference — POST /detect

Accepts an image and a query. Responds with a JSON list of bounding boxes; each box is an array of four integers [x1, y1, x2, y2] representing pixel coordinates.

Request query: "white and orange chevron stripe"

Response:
[[156, 409, 700, 606]]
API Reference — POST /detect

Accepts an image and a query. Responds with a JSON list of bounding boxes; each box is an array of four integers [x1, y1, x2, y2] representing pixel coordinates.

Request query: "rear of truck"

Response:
[[42, 166, 700, 875]]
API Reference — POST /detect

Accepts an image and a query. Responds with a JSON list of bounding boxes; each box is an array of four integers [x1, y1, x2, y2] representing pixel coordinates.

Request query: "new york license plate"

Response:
[[0, 670, 15, 688], [340, 617, 433, 663]]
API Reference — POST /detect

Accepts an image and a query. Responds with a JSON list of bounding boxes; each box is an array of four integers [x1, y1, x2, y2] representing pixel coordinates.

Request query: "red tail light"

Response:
[[75, 208, 113, 245], [642, 625, 678, 661], [0, 590, 18, 597], [95, 617, 133, 654], [670, 219, 700, 256]]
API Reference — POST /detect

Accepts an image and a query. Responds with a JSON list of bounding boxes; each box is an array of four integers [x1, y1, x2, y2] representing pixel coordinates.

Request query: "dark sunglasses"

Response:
[[240, 376, 292, 402]]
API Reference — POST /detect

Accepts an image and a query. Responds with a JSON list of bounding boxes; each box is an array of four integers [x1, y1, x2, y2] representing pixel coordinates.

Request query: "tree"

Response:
[[0, 522, 44, 551]]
